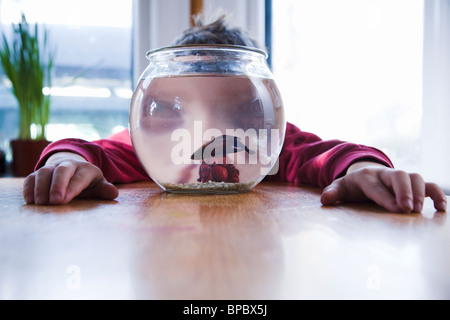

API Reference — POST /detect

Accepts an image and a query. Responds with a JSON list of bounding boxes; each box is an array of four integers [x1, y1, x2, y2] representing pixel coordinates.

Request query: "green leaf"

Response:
[[0, 13, 55, 140]]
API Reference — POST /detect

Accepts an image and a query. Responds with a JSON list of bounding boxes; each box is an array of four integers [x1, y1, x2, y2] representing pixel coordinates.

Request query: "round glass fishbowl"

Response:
[[129, 45, 286, 193]]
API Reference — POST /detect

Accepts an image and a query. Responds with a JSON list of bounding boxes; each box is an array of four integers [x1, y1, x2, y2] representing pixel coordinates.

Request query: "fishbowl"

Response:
[[129, 45, 285, 193]]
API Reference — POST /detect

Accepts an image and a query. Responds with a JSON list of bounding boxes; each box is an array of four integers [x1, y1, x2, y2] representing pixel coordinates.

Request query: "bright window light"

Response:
[[0, 0, 132, 27], [272, 0, 423, 171], [43, 86, 112, 98], [0, 0, 132, 147]]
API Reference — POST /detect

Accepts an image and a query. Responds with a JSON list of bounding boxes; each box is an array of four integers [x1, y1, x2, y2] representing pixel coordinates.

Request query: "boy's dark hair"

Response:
[[171, 15, 260, 48]]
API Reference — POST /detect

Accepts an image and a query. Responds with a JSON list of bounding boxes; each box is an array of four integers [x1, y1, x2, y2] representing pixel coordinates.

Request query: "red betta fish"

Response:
[[191, 135, 254, 183]]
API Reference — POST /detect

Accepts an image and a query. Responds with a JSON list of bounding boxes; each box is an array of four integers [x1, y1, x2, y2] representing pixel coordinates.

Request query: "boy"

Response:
[[23, 16, 447, 213]]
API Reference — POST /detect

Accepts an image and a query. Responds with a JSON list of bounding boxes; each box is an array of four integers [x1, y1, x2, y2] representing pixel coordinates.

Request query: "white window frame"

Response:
[[422, 0, 450, 192]]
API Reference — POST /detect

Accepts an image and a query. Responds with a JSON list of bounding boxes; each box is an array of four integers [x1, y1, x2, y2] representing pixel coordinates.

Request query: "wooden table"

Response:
[[0, 178, 449, 300]]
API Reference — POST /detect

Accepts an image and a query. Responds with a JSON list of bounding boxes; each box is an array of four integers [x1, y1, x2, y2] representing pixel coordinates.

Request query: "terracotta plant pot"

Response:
[[10, 139, 50, 177]]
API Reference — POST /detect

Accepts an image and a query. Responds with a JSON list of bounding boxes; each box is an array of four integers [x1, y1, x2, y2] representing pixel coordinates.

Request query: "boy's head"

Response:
[[171, 15, 260, 49], [130, 15, 281, 184]]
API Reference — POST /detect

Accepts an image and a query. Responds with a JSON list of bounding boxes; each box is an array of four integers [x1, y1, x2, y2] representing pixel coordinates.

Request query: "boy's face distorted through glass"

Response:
[[141, 76, 265, 134], [129, 47, 285, 193]]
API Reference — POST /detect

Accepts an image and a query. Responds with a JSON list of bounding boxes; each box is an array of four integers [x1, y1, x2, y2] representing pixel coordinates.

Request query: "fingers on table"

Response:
[[409, 173, 425, 213], [425, 182, 447, 212], [23, 162, 101, 205], [384, 170, 416, 213], [320, 180, 344, 206], [23, 173, 36, 204], [369, 170, 446, 213], [62, 164, 103, 203], [78, 178, 119, 200], [49, 162, 77, 204], [34, 166, 56, 205], [354, 169, 401, 213]]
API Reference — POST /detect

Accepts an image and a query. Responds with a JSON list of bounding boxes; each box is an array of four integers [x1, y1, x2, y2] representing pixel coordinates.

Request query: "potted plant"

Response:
[[0, 14, 55, 176]]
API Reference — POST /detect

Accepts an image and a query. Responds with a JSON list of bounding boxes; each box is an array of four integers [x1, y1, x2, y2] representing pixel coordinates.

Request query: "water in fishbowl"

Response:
[[129, 75, 285, 193]]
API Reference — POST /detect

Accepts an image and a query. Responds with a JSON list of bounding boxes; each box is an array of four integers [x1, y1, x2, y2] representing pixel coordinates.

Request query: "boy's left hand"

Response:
[[320, 162, 447, 213]]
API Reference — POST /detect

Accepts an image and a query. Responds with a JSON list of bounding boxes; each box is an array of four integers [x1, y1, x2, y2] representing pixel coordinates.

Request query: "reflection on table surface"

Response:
[[0, 178, 448, 299]]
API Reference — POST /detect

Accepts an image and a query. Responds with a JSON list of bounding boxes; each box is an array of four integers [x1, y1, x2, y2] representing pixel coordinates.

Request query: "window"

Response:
[[272, 0, 424, 173], [0, 0, 132, 159]]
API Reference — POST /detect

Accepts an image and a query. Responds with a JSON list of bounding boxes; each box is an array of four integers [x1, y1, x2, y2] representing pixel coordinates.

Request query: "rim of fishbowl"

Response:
[[145, 44, 268, 60]]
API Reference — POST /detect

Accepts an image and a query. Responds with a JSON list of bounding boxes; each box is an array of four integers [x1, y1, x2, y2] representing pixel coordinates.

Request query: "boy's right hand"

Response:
[[23, 152, 119, 205]]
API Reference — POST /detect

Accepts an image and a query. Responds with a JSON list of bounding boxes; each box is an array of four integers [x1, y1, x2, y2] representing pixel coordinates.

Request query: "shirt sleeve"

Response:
[[36, 123, 394, 187], [264, 122, 394, 187], [35, 130, 149, 184]]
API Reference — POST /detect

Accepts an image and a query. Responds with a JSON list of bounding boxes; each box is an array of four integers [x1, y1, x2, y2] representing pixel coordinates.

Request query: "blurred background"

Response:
[[0, 0, 448, 192]]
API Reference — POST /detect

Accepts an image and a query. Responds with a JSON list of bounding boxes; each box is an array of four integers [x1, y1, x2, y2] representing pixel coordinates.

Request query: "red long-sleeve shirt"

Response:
[[35, 122, 393, 188]]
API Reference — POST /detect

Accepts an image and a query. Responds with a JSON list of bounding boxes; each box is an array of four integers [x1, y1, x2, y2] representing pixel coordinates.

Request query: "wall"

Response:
[[132, 0, 266, 84]]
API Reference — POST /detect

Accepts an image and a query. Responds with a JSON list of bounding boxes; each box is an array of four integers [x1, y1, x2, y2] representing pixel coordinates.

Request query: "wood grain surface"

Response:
[[0, 178, 448, 299]]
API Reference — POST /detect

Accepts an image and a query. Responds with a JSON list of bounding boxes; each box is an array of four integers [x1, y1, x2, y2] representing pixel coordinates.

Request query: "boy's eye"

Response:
[[230, 98, 264, 130], [148, 98, 183, 118], [143, 98, 184, 131]]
